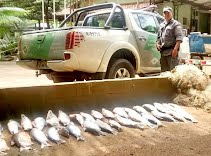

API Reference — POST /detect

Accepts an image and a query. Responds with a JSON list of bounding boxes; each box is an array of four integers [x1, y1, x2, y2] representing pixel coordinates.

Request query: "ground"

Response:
[[1, 61, 211, 156]]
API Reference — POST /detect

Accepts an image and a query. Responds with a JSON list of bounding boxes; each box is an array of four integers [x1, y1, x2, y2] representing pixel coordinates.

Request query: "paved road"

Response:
[[0, 61, 52, 88]]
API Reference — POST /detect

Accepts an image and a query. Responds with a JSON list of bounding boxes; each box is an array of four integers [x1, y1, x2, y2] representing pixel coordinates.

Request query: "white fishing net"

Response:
[[161, 64, 211, 112]]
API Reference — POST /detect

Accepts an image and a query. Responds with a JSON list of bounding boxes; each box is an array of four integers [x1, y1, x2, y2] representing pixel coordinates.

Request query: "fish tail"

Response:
[[111, 130, 118, 135], [0, 151, 7, 156], [59, 139, 66, 144], [148, 124, 158, 129], [136, 124, 145, 130], [99, 131, 107, 136], [41, 142, 52, 149], [77, 135, 85, 141]]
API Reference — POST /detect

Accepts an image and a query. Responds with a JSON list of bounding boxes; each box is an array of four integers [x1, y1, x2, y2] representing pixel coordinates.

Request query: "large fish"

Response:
[[91, 110, 104, 119], [151, 110, 178, 123], [66, 122, 85, 141], [11, 131, 33, 152], [162, 104, 189, 123], [133, 106, 163, 127], [83, 119, 106, 136], [153, 102, 168, 113], [47, 127, 66, 144], [32, 117, 46, 130], [75, 114, 84, 127], [113, 107, 129, 119], [30, 128, 52, 149], [21, 114, 33, 131], [95, 119, 117, 135], [102, 108, 115, 119], [114, 114, 145, 129], [169, 103, 198, 123], [108, 119, 122, 132], [7, 120, 21, 135], [0, 138, 9, 155], [46, 110, 61, 128], [142, 104, 158, 112], [58, 110, 71, 126], [80, 112, 95, 122], [124, 108, 157, 128]]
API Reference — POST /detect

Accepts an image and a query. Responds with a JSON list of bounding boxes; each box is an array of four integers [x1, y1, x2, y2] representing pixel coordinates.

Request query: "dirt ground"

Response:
[[1, 106, 211, 156], [1, 61, 211, 156]]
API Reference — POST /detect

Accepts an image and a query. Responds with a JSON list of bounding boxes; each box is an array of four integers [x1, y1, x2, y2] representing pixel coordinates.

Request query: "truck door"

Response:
[[132, 13, 160, 70]]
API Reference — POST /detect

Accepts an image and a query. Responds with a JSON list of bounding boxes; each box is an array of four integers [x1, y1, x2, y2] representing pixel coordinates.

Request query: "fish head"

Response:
[[21, 114, 26, 119]]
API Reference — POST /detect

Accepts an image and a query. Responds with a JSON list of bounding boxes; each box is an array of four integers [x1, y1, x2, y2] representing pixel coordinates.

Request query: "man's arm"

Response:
[[172, 24, 183, 57]]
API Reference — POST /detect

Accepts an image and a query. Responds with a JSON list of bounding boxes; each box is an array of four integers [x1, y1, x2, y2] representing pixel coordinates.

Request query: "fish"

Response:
[[30, 128, 52, 149], [75, 114, 84, 127], [142, 104, 158, 112], [102, 108, 115, 119], [113, 107, 129, 119], [7, 120, 21, 135], [0, 138, 10, 155], [124, 108, 157, 128], [114, 114, 144, 129], [83, 119, 106, 136], [32, 117, 46, 130], [11, 131, 33, 152], [66, 122, 85, 141], [133, 106, 149, 114], [21, 114, 33, 131], [91, 110, 104, 119], [58, 127, 70, 138], [46, 110, 61, 128], [95, 119, 117, 135], [151, 110, 178, 123], [47, 127, 66, 144], [169, 103, 198, 123], [153, 102, 168, 113], [58, 110, 71, 126], [80, 112, 95, 122], [108, 119, 122, 132]]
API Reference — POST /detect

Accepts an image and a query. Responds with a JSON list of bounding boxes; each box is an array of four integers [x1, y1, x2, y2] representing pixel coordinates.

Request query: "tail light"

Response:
[[65, 31, 84, 50], [201, 60, 206, 65]]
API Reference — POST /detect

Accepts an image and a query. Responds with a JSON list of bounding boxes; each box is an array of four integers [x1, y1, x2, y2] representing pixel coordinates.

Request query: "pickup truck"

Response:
[[17, 3, 164, 82]]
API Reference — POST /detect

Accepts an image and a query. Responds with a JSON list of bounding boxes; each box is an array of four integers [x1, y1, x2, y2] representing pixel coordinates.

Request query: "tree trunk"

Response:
[[45, 0, 51, 29]]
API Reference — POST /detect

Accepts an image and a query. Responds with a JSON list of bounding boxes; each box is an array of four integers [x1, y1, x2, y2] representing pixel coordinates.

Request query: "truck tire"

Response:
[[46, 73, 53, 80], [106, 59, 135, 79]]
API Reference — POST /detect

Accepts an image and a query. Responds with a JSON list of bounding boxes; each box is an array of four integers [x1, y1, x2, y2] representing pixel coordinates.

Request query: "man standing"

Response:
[[156, 6, 183, 72]]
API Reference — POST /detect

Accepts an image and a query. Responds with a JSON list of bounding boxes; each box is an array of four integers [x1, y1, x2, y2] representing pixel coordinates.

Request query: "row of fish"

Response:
[[0, 103, 197, 155]]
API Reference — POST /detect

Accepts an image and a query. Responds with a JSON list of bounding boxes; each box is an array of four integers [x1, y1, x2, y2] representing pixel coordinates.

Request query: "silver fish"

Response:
[[124, 108, 157, 128], [108, 119, 122, 132], [47, 127, 66, 144], [169, 103, 198, 123], [133, 106, 163, 127], [91, 110, 104, 119], [113, 107, 129, 119], [32, 117, 46, 130], [151, 110, 178, 123], [142, 104, 158, 112], [11, 131, 33, 152], [30, 128, 51, 149], [114, 114, 144, 129], [102, 108, 115, 119], [75, 114, 84, 127], [80, 112, 95, 122], [46, 110, 61, 128], [0, 138, 9, 155], [7, 120, 21, 134], [21, 114, 33, 131], [58, 110, 71, 126], [66, 122, 85, 141], [83, 119, 106, 136], [153, 102, 168, 113], [96, 119, 117, 135]]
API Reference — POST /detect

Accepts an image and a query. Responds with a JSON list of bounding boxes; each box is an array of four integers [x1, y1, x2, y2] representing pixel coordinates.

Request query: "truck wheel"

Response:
[[106, 59, 135, 79], [46, 73, 53, 80]]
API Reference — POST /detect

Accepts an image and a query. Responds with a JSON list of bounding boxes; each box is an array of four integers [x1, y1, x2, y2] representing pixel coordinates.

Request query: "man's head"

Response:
[[163, 6, 173, 21]]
